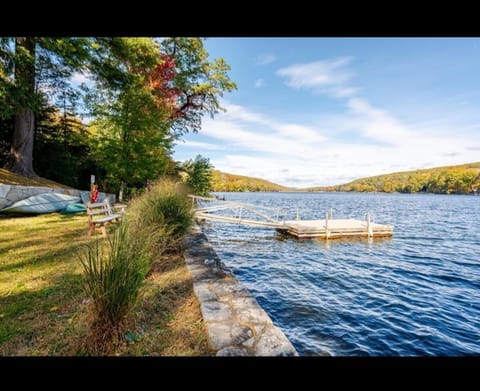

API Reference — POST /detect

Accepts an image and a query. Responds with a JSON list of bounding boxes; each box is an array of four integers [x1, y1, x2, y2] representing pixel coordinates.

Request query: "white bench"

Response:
[[86, 198, 123, 237]]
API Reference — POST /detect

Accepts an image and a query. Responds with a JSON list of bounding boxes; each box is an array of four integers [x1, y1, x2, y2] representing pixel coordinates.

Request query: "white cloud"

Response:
[[180, 140, 225, 150], [254, 78, 265, 88], [255, 53, 276, 65], [276, 57, 357, 97], [199, 102, 327, 159], [193, 101, 479, 188], [345, 97, 416, 146], [178, 56, 479, 187]]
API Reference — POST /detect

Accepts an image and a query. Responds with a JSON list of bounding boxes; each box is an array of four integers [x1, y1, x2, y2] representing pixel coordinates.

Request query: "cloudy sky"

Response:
[[173, 38, 480, 188]]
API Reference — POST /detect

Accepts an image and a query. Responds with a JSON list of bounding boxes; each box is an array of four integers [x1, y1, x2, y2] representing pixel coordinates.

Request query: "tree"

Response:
[[160, 38, 237, 136], [87, 39, 178, 199], [181, 155, 213, 196], [0, 37, 93, 177], [89, 38, 236, 199]]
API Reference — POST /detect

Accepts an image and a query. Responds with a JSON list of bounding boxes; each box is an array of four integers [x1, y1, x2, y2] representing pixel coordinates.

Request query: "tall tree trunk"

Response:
[[9, 109, 35, 177], [7, 37, 37, 178]]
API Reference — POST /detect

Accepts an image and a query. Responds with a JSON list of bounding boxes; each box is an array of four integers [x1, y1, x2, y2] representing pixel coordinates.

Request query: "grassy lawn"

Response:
[[0, 213, 213, 356]]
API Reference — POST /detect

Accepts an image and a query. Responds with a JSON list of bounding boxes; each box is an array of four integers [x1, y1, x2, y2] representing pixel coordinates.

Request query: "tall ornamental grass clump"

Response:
[[80, 221, 150, 352], [79, 178, 193, 353], [127, 179, 193, 254]]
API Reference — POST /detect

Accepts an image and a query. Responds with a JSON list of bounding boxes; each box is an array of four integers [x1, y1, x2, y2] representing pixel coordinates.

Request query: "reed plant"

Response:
[[79, 178, 194, 353], [127, 179, 193, 253], [80, 221, 150, 353]]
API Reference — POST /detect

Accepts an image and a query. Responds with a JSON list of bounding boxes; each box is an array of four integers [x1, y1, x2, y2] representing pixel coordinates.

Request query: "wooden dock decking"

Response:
[[278, 219, 393, 239], [190, 195, 393, 240]]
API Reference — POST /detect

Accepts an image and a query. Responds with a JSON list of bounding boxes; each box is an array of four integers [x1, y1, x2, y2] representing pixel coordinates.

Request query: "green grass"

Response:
[[0, 213, 213, 356]]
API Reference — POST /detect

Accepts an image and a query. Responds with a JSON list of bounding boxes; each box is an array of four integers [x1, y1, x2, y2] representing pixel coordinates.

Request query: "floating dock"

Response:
[[190, 195, 393, 240], [278, 218, 393, 239]]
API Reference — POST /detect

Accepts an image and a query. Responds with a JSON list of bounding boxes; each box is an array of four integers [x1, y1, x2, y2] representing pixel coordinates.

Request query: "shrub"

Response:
[[79, 178, 193, 353], [127, 179, 193, 252], [79, 221, 150, 353]]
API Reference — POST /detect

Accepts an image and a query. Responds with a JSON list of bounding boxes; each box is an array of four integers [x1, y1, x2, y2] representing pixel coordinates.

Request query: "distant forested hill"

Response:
[[211, 170, 291, 192], [305, 162, 480, 194]]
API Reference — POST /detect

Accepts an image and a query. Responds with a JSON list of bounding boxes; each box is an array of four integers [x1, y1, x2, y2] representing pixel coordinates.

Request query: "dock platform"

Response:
[[190, 195, 393, 240], [278, 219, 393, 239]]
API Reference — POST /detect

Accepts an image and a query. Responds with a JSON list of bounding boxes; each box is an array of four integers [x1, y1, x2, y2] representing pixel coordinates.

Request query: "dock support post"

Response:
[[329, 208, 333, 219], [296, 208, 299, 221], [366, 211, 373, 237], [325, 212, 331, 239]]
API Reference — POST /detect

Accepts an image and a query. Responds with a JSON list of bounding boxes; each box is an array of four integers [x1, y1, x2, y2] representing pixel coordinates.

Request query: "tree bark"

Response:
[[7, 37, 37, 178], [9, 109, 36, 177]]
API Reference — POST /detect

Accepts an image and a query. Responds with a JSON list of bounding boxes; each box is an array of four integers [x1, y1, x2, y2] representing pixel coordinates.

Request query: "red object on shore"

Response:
[[90, 185, 99, 203]]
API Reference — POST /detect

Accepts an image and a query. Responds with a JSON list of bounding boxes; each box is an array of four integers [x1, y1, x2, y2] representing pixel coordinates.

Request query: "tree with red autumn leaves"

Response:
[[88, 38, 236, 199]]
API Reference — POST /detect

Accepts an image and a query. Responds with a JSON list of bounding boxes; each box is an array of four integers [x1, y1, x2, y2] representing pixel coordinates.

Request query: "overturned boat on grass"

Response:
[[0, 193, 81, 215]]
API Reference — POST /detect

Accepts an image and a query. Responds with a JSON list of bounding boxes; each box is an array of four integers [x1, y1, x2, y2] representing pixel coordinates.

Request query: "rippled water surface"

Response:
[[200, 192, 480, 356]]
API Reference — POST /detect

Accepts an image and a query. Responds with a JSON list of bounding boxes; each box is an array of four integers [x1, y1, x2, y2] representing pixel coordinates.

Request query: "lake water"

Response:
[[199, 192, 480, 356]]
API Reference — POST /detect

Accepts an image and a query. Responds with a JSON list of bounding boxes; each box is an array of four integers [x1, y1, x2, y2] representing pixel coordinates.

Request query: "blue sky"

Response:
[[181, 39, 478, 187]]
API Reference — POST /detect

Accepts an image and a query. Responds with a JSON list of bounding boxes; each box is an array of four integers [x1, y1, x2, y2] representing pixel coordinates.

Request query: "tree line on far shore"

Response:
[[306, 162, 480, 194], [210, 162, 480, 195]]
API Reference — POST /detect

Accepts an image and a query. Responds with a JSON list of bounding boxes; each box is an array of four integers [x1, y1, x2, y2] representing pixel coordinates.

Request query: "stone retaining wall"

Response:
[[0, 184, 115, 210], [183, 224, 298, 356]]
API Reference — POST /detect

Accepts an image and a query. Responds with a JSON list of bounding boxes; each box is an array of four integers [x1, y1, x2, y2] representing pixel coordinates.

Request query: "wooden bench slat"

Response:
[[87, 209, 107, 216], [92, 214, 122, 223], [87, 199, 124, 237], [88, 202, 105, 208]]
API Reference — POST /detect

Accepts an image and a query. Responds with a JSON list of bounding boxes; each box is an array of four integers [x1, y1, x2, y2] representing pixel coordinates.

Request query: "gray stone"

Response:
[[244, 322, 269, 336], [236, 307, 273, 326], [255, 326, 298, 356], [216, 347, 250, 356], [211, 280, 250, 298], [241, 336, 256, 349], [204, 258, 215, 266], [184, 223, 298, 357], [230, 323, 254, 345], [200, 301, 232, 322], [193, 282, 217, 302], [206, 323, 236, 350], [188, 265, 213, 281]]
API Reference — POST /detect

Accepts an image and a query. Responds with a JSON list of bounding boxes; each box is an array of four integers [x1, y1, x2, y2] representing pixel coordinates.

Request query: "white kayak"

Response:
[[0, 192, 81, 214]]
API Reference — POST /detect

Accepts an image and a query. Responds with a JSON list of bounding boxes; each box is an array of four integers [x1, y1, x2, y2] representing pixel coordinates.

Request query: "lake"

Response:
[[199, 192, 480, 356]]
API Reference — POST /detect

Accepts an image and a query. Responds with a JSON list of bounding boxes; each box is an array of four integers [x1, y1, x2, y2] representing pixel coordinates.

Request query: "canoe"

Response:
[[61, 203, 87, 214], [0, 193, 81, 215]]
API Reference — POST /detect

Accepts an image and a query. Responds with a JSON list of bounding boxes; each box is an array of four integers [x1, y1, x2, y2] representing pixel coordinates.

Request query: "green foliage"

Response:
[[181, 155, 214, 196], [160, 38, 237, 137], [79, 221, 151, 341], [34, 107, 97, 189], [79, 178, 193, 352], [88, 38, 236, 197], [1, 37, 236, 195], [0, 104, 98, 188], [127, 178, 193, 250], [211, 170, 290, 192], [0, 37, 93, 119], [310, 162, 480, 194]]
